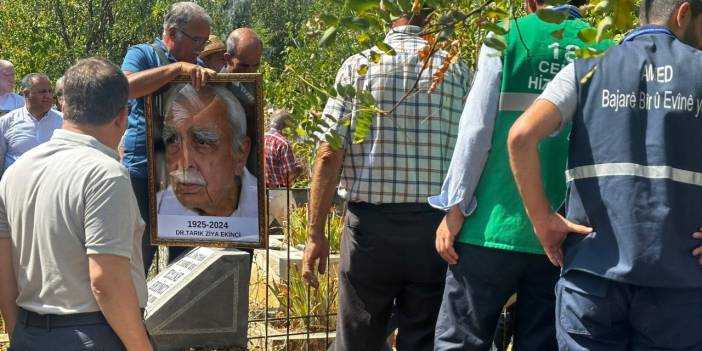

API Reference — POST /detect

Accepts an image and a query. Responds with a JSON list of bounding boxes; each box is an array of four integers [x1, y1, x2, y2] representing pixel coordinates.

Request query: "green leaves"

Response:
[[325, 132, 344, 149], [348, 0, 379, 12], [318, 26, 338, 47], [484, 7, 509, 20], [577, 28, 597, 44], [536, 9, 567, 24], [341, 16, 371, 31], [575, 47, 604, 59], [320, 14, 339, 25], [376, 41, 396, 55], [369, 50, 382, 63], [597, 16, 613, 42], [483, 22, 508, 36], [353, 110, 374, 143], [484, 36, 507, 51], [335, 83, 356, 99], [357, 64, 369, 75]]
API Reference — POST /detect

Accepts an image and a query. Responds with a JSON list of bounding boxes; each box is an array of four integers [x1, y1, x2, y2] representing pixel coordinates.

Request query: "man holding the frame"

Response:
[[121, 1, 216, 272]]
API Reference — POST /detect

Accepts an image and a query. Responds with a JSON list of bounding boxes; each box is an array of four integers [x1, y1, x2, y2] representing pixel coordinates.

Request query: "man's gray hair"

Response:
[[54, 76, 65, 95], [20, 73, 49, 92], [164, 84, 247, 154], [0, 60, 14, 71], [226, 28, 263, 57], [162, 1, 212, 35], [62, 58, 128, 126], [270, 109, 289, 130]]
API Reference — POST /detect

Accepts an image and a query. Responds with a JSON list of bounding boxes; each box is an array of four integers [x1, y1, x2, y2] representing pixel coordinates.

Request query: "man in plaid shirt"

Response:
[[264, 109, 300, 188], [301, 7, 471, 351]]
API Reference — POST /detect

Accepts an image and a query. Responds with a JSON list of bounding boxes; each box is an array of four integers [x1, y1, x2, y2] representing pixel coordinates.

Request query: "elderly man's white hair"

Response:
[[0, 60, 14, 71], [164, 84, 247, 153], [162, 1, 212, 36]]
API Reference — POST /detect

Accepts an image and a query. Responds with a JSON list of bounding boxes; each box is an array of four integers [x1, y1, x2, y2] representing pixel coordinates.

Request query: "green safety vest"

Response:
[[457, 13, 612, 254]]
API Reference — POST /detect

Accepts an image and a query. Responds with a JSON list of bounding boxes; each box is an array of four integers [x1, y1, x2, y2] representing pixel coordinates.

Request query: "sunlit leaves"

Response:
[[484, 7, 509, 20], [368, 50, 382, 63], [357, 64, 369, 75], [348, 0, 378, 13], [352, 110, 374, 143], [575, 47, 605, 59], [483, 22, 508, 36], [376, 41, 397, 55], [597, 16, 613, 42], [577, 28, 597, 44], [612, 0, 635, 30]]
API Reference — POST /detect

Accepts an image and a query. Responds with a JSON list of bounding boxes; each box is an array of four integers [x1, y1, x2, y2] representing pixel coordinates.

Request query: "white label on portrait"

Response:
[[158, 215, 259, 242]]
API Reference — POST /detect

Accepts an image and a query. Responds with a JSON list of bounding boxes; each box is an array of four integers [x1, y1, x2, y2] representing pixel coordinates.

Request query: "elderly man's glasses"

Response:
[[177, 28, 208, 46]]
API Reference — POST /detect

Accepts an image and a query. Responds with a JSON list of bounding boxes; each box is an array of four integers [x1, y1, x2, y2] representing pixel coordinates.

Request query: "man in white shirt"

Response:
[[0, 73, 62, 175], [0, 60, 24, 116]]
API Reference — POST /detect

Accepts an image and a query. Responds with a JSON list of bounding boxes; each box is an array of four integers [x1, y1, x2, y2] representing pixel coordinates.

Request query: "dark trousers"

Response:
[[131, 176, 155, 274], [10, 308, 130, 350], [434, 243, 559, 351], [556, 270, 702, 350], [335, 202, 447, 351]]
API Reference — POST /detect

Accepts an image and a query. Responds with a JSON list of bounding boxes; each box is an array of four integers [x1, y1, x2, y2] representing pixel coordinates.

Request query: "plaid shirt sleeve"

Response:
[[319, 55, 363, 143]]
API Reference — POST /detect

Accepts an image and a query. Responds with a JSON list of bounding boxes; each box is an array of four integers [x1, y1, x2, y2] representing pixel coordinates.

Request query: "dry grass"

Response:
[[1, 313, 7, 351]]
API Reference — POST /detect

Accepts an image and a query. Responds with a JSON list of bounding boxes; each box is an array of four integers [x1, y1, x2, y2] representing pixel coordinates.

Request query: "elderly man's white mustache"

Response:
[[170, 168, 207, 186]]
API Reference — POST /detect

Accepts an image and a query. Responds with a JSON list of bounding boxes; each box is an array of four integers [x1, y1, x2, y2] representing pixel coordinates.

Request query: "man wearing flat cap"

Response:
[[199, 35, 226, 72]]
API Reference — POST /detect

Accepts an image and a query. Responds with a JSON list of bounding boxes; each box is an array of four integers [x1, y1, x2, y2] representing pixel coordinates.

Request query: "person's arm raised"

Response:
[[125, 62, 215, 100]]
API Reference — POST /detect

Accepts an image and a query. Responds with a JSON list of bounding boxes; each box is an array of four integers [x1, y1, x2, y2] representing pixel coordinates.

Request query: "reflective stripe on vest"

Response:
[[565, 163, 702, 186]]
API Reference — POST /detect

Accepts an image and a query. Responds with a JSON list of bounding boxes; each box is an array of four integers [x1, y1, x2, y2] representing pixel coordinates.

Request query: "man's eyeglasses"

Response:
[[177, 28, 208, 46]]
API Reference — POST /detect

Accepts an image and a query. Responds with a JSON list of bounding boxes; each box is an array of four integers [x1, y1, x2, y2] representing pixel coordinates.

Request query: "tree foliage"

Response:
[[0, 0, 230, 83]]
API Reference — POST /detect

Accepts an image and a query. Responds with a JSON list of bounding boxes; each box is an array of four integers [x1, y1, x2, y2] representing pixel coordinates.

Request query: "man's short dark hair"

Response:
[[641, 0, 702, 23], [62, 58, 128, 126]]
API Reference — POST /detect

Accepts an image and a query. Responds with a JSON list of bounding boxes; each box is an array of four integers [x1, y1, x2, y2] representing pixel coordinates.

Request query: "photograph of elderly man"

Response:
[[151, 82, 262, 246]]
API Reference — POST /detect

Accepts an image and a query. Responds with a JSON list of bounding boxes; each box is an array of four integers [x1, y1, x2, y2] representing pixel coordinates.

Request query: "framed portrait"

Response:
[[146, 74, 266, 248]]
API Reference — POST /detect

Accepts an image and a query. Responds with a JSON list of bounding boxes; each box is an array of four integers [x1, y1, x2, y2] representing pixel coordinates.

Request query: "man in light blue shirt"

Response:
[[0, 73, 62, 176]]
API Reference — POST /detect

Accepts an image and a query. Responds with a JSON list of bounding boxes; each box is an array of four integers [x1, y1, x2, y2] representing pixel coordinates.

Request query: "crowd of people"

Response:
[[0, 0, 701, 350]]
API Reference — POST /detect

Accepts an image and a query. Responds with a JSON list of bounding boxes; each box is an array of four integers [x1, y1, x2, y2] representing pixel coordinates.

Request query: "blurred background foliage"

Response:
[[0, 0, 638, 184]]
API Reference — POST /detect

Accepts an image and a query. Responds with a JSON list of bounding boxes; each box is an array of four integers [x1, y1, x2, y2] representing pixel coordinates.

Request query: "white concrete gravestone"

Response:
[[145, 247, 250, 350]]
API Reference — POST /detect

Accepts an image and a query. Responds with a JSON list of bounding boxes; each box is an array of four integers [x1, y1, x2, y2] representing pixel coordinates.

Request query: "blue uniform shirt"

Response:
[[120, 38, 175, 178]]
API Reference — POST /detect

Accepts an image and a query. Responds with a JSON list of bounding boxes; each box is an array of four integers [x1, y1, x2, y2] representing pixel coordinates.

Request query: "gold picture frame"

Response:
[[145, 73, 266, 249]]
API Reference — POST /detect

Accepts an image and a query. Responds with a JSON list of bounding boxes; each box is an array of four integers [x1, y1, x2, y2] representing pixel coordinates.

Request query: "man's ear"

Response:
[[233, 135, 251, 176], [167, 26, 178, 41], [674, 2, 693, 29]]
